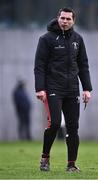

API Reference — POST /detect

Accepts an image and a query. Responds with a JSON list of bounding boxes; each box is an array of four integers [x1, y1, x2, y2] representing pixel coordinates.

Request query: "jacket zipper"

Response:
[[62, 30, 70, 89]]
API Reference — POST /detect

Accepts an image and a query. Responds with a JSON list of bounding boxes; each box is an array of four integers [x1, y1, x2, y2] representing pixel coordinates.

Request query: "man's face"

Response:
[[58, 11, 75, 31]]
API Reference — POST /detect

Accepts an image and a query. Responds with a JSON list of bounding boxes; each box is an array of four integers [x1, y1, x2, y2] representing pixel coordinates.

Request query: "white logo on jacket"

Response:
[[49, 93, 56, 96], [54, 45, 65, 49], [72, 42, 79, 50]]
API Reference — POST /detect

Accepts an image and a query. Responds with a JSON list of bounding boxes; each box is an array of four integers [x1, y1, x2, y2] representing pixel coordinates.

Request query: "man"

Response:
[[13, 80, 32, 140], [34, 7, 92, 172]]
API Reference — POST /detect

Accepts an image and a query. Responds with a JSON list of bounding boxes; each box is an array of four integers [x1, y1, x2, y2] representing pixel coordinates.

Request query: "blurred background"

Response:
[[0, 0, 98, 141]]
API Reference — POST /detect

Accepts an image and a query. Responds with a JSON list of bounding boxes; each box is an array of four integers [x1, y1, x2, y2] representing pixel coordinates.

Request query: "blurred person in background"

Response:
[[13, 80, 32, 140], [34, 7, 92, 172]]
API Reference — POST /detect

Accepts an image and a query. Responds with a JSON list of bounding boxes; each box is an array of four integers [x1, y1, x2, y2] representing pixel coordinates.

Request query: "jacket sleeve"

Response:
[[77, 37, 92, 91], [34, 36, 50, 92]]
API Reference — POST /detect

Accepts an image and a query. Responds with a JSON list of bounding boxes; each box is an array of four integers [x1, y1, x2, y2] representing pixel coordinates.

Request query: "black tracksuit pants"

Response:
[[42, 93, 80, 162]]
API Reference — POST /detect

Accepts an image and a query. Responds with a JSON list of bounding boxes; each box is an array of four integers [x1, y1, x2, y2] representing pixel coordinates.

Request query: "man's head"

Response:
[[57, 7, 76, 31], [17, 80, 25, 89]]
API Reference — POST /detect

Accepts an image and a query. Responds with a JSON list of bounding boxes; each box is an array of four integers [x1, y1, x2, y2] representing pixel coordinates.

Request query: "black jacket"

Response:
[[34, 19, 92, 96]]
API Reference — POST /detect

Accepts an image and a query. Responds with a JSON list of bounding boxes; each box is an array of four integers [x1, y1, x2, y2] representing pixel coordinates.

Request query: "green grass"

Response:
[[0, 140, 98, 179]]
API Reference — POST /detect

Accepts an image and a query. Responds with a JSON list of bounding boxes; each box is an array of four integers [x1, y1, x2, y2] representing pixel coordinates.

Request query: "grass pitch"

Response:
[[0, 140, 98, 179]]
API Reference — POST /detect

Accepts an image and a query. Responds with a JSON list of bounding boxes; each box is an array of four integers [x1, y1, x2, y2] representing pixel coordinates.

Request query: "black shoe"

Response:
[[40, 157, 50, 171], [66, 165, 80, 172]]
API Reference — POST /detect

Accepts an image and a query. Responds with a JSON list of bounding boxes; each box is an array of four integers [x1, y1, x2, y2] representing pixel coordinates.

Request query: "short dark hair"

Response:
[[57, 7, 76, 20]]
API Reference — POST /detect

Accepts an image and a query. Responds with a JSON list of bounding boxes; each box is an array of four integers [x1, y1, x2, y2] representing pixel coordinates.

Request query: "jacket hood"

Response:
[[47, 18, 60, 32], [47, 18, 73, 36]]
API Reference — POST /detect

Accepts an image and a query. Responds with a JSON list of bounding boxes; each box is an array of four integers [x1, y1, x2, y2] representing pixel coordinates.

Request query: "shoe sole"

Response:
[[40, 166, 50, 171]]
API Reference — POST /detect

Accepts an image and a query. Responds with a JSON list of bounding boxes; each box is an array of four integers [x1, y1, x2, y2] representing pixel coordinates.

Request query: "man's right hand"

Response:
[[36, 91, 46, 102]]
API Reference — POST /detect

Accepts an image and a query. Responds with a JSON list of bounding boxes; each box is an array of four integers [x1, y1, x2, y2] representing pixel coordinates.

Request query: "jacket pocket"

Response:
[[69, 76, 79, 89]]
